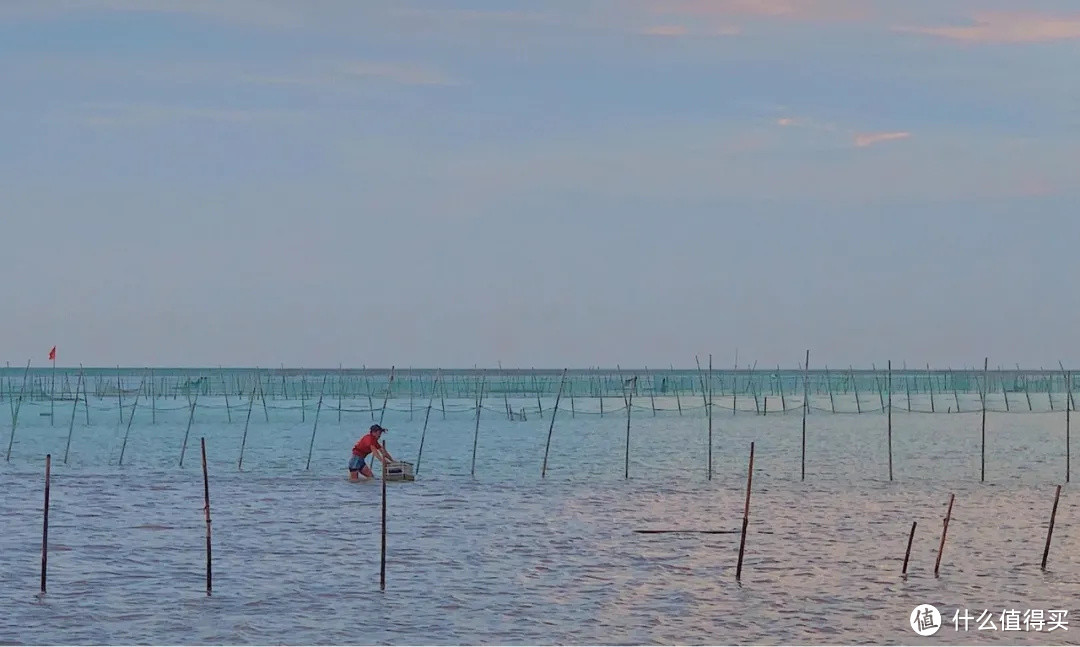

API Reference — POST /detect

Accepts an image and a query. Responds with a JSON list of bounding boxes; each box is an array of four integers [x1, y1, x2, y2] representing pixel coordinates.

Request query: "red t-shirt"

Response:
[[352, 433, 382, 457]]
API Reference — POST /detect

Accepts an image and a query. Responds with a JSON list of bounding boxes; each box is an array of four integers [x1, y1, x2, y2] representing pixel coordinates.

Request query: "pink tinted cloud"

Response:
[[853, 131, 911, 148], [900, 12, 1080, 44]]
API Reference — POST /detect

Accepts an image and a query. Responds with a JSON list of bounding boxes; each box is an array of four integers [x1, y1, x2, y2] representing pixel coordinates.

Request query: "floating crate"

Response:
[[385, 461, 415, 481]]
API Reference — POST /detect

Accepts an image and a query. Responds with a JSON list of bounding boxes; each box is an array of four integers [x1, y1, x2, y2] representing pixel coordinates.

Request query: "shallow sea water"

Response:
[[1, 394, 1078, 644]]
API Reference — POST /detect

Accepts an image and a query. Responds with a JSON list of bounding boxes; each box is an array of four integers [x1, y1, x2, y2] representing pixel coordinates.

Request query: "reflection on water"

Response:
[[1, 399, 1077, 644]]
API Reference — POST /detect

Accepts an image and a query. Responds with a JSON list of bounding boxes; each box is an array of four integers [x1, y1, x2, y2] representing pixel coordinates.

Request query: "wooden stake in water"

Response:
[[116, 366, 123, 426], [981, 357, 988, 482], [708, 355, 713, 480], [41, 454, 51, 594], [150, 367, 156, 424], [338, 363, 343, 424], [825, 366, 835, 413], [305, 376, 329, 471], [672, 364, 682, 416], [1059, 362, 1071, 483], [624, 376, 636, 479], [179, 394, 199, 467], [259, 371, 270, 423], [470, 372, 486, 477], [63, 370, 83, 464], [646, 366, 656, 416], [902, 521, 916, 576], [541, 369, 568, 478], [801, 350, 809, 481], [118, 377, 145, 466], [220, 367, 232, 424], [927, 363, 935, 413], [7, 360, 30, 462], [888, 360, 893, 481], [238, 384, 257, 470], [380, 453, 387, 592], [201, 437, 212, 596], [416, 370, 441, 474], [532, 370, 543, 418], [934, 493, 955, 577], [1041, 484, 1062, 570], [736, 441, 754, 581]]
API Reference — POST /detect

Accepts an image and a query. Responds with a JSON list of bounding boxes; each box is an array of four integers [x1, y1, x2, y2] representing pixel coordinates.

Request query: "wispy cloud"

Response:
[[899, 12, 1080, 44], [853, 131, 911, 148], [775, 115, 911, 149], [247, 61, 457, 88]]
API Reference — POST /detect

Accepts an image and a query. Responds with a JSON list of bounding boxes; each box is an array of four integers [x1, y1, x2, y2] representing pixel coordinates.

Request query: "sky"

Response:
[[1, 0, 1079, 369]]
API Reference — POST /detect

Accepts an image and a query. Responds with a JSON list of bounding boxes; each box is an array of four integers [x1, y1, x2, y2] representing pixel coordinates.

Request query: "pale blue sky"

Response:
[[2, 0, 1079, 369]]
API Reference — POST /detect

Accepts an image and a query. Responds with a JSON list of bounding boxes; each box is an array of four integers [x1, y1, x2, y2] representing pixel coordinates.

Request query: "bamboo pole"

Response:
[[802, 350, 808, 482], [888, 360, 893, 481], [1041, 484, 1062, 570], [118, 377, 145, 466], [532, 369, 542, 418], [81, 367, 90, 425], [220, 367, 232, 424], [777, 364, 786, 413], [981, 357, 988, 482], [470, 372, 486, 477], [41, 454, 51, 594], [150, 368, 156, 424], [736, 441, 754, 581], [934, 493, 955, 577], [201, 438, 212, 596], [708, 355, 713, 480], [825, 366, 835, 413], [541, 369, 568, 478], [672, 364, 681, 415], [63, 370, 83, 464], [380, 452, 387, 592], [850, 366, 861, 414], [179, 394, 199, 467], [902, 521, 916, 576], [338, 364, 343, 424], [305, 376, 329, 471], [646, 366, 656, 416], [927, 363, 935, 413], [7, 360, 30, 462], [1060, 362, 1071, 483], [238, 384, 257, 470], [624, 376, 636, 479], [116, 366, 123, 426], [416, 370, 441, 474]]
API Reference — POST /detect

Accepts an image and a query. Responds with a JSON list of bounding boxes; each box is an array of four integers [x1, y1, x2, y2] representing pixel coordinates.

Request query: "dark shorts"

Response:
[[348, 454, 368, 472]]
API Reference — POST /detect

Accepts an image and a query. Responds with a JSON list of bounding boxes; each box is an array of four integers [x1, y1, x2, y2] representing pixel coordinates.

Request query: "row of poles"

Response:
[[36, 436, 394, 598], [34, 437, 1066, 597], [4, 362, 1076, 409], [7, 355, 1073, 487]]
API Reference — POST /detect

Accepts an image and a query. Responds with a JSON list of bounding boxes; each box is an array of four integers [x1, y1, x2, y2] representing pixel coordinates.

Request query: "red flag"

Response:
[[48, 346, 56, 361]]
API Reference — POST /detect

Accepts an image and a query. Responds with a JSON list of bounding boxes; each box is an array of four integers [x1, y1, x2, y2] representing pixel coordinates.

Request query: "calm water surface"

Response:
[[1, 395, 1077, 644]]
